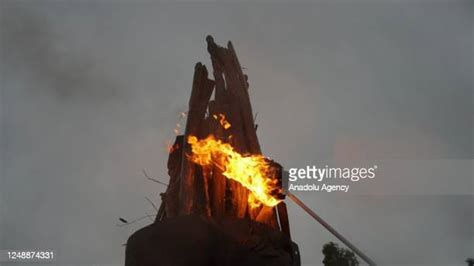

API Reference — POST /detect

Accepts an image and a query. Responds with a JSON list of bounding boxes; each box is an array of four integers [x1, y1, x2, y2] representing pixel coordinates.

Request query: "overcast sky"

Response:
[[1, 1, 472, 266]]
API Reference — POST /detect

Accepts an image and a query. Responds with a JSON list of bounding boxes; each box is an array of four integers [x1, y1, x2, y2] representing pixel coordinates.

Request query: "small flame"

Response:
[[165, 111, 187, 152], [167, 142, 180, 153], [187, 135, 281, 208], [213, 113, 231, 130]]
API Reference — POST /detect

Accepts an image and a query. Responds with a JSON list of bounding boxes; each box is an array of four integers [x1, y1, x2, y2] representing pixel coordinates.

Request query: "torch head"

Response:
[[265, 159, 286, 200]]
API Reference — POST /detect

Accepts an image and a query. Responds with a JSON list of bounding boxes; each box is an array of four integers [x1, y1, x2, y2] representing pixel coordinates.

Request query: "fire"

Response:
[[212, 113, 231, 130], [187, 135, 281, 208]]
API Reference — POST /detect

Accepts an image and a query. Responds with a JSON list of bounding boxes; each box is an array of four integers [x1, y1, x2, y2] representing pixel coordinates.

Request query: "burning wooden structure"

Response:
[[125, 36, 300, 266]]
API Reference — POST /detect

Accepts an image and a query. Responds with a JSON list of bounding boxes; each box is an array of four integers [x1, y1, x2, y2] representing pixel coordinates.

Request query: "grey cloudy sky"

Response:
[[1, 1, 472, 266]]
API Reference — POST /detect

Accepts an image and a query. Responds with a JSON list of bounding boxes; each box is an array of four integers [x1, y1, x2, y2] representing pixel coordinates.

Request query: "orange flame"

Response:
[[187, 135, 281, 208], [165, 111, 187, 153], [212, 113, 231, 130]]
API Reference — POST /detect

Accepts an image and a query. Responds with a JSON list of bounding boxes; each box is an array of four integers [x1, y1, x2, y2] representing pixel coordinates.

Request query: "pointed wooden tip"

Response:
[[206, 35, 214, 43], [195, 62, 202, 69], [207, 35, 219, 56], [196, 62, 209, 74]]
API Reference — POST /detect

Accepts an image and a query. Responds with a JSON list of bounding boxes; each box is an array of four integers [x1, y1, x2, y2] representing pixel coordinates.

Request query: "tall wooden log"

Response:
[[161, 135, 184, 219], [226, 41, 262, 154], [208, 40, 230, 217], [229, 42, 280, 227], [206, 36, 280, 226], [207, 36, 250, 219], [178, 63, 214, 215], [199, 117, 212, 216], [208, 100, 227, 217]]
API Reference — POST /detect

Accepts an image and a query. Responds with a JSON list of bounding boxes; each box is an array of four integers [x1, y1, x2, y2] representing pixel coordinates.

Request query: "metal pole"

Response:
[[284, 190, 377, 266]]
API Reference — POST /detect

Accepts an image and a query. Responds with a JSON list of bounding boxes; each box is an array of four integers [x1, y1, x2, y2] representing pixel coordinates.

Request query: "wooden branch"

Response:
[[143, 169, 168, 186], [145, 212, 154, 222], [145, 197, 158, 212], [116, 214, 156, 227]]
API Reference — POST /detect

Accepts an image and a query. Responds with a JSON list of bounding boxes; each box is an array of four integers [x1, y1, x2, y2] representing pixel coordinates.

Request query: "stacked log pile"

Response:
[[126, 36, 299, 266], [157, 36, 290, 229]]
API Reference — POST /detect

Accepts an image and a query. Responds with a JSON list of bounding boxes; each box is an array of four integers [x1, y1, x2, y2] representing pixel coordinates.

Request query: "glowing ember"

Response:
[[212, 113, 231, 130], [187, 135, 281, 208], [167, 142, 180, 153]]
